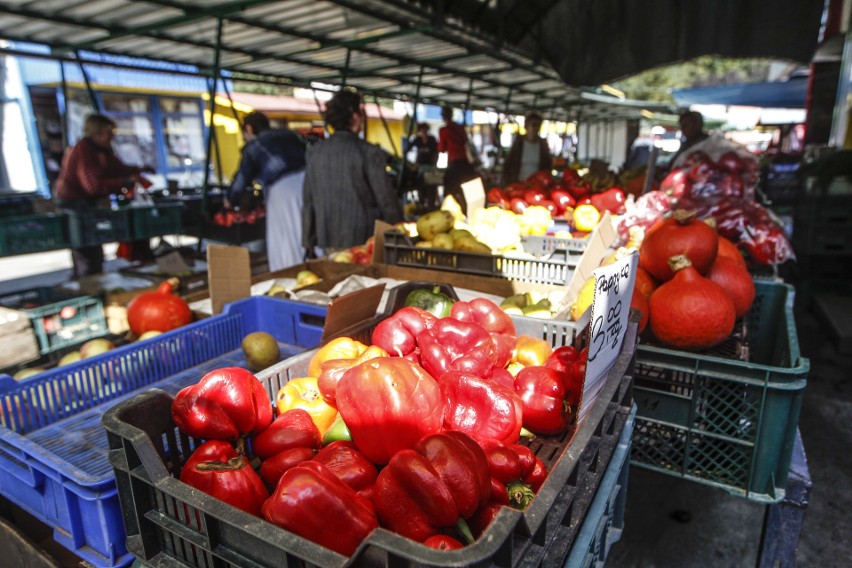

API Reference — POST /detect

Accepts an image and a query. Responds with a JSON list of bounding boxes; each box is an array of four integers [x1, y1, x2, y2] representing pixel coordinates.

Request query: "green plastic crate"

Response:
[[0, 287, 108, 355], [0, 213, 68, 256], [630, 281, 809, 503], [129, 204, 184, 239], [65, 207, 132, 247]]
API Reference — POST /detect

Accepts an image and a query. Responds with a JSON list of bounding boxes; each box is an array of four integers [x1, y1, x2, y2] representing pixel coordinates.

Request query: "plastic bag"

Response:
[[615, 190, 673, 246]]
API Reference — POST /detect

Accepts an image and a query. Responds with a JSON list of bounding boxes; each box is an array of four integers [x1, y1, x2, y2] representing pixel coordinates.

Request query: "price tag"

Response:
[[576, 251, 638, 422]]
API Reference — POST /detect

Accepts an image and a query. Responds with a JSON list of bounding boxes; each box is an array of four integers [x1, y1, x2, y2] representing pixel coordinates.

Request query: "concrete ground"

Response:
[[0, 250, 849, 567]]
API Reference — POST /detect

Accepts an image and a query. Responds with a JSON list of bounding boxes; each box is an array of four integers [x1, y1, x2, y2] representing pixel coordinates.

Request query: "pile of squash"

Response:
[[631, 210, 755, 351]]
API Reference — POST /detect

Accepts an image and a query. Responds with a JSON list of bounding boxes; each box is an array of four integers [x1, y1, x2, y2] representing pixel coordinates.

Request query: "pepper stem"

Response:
[[194, 456, 247, 471], [519, 427, 536, 440], [507, 481, 537, 510], [234, 436, 248, 457], [454, 518, 476, 545]]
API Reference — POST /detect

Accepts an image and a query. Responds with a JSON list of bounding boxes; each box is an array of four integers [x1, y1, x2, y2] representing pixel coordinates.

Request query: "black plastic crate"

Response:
[[383, 231, 586, 286], [0, 213, 68, 256], [792, 193, 852, 255], [0, 287, 107, 354], [0, 195, 35, 218], [760, 162, 801, 205], [65, 207, 132, 247], [103, 320, 638, 568], [129, 204, 184, 239]]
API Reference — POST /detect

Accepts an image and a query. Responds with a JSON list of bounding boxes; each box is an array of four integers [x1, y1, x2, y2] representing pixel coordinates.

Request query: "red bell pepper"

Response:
[[180, 440, 269, 517], [336, 357, 443, 465], [262, 461, 378, 556], [251, 408, 321, 460], [423, 534, 465, 550], [172, 367, 273, 441], [480, 440, 547, 510], [544, 345, 582, 407], [373, 431, 490, 543], [440, 371, 523, 445], [417, 318, 498, 379], [450, 298, 516, 335], [312, 441, 378, 494], [514, 366, 572, 436], [590, 187, 626, 214], [370, 306, 436, 357], [316, 345, 389, 407], [490, 332, 516, 369], [468, 501, 505, 539], [258, 446, 316, 487]]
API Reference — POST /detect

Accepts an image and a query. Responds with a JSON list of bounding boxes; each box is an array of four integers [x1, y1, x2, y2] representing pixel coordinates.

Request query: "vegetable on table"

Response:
[[417, 318, 499, 380], [514, 366, 572, 436], [440, 370, 524, 445], [127, 278, 192, 335], [180, 440, 269, 517], [335, 357, 444, 465], [307, 337, 368, 378], [450, 298, 516, 335], [262, 461, 378, 556], [403, 285, 456, 318], [370, 306, 436, 358], [171, 367, 272, 442], [316, 345, 388, 407], [312, 440, 378, 495], [275, 376, 338, 435], [373, 431, 491, 543], [251, 408, 321, 460]]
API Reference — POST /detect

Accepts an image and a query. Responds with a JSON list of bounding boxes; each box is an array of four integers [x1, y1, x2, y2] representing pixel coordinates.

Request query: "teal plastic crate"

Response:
[[65, 207, 131, 247], [631, 281, 809, 503], [129, 204, 184, 239], [0, 287, 107, 355], [0, 214, 68, 257]]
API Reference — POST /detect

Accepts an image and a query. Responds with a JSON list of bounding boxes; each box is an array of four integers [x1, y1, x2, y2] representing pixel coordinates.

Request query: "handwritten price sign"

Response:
[[577, 251, 638, 422]]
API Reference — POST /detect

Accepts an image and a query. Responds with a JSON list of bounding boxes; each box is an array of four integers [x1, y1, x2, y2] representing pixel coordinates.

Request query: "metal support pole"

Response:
[[221, 79, 243, 127], [397, 66, 424, 193], [74, 51, 101, 112], [59, 60, 70, 147], [202, 16, 224, 217], [341, 48, 351, 89]]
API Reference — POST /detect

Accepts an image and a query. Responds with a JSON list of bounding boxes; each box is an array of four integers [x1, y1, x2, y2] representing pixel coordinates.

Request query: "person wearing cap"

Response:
[[501, 111, 553, 186]]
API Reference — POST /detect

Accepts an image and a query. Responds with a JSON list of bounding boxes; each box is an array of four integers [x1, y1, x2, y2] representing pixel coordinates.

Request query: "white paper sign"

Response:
[[576, 251, 638, 422], [461, 177, 486, 218]]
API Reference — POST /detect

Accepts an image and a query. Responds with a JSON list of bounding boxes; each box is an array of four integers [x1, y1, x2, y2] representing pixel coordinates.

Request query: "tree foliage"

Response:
[[611, 56, 779, 102]]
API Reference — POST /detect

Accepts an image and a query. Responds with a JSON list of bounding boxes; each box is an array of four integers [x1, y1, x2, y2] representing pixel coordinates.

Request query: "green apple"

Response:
[[138, 330, 163, 341], [13, 368, 44, 380]]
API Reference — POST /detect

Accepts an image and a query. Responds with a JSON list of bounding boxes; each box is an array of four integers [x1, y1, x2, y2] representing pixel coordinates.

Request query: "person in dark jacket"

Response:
[[226, 112, 307, 270], [501, 110, 553, 186], [54, 113, 152, 277], [407, 122, 440, 209], [302, 90, 403, 252]]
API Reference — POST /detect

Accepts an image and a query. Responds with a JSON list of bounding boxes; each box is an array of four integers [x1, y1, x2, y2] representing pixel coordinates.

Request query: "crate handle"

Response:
[[0, 437, 45, 488]]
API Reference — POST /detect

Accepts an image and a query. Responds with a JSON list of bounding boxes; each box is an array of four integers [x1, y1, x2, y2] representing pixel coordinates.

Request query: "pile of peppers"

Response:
[[169, 296, 589, 557]]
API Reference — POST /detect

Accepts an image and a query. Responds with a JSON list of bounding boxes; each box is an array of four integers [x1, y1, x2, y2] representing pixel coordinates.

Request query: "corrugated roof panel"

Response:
[[448, 54, 512, 73], [350, 77, 402, 90], [483, 69, 542, 85], [113, 6, 186, 28], [62, 0, 130, 20]]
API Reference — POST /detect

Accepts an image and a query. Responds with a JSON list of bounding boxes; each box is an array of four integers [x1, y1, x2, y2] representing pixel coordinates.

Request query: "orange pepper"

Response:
[[307, 337, 368, 378], [511, 335, 553, 367], [276, 376, 338, 436]]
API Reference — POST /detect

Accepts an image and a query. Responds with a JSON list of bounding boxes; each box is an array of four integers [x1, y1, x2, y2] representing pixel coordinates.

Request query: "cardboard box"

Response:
[[0, 307, 39, 369]]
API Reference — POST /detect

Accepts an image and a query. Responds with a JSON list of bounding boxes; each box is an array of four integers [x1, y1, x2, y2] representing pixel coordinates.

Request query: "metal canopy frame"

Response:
[[0, 0, 673, 121]]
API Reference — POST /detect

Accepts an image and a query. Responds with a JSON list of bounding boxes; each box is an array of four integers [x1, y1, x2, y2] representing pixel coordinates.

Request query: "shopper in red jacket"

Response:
[[438, 106, 478, 215], [55, 113, 151, 276]]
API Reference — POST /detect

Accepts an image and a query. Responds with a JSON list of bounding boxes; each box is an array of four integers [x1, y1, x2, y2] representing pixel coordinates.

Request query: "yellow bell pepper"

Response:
[[307, 337, 368, 378], [276, 376, 338, 435], [511, 335, 553, 367]]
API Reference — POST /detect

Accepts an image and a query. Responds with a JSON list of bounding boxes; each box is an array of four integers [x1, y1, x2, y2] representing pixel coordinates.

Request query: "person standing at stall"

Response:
[[407, 122, 440, 209], [225, 112, 307, 271], [55, 113, 152, 277], [302, 89, 403, 252], [668, 110, 710, 170], [438, 106, 478, 215], [501, 110, 553, 186]]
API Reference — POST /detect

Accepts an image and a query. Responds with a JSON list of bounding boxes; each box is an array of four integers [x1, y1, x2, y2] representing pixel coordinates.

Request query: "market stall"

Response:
[[0, 1, 834, 567]]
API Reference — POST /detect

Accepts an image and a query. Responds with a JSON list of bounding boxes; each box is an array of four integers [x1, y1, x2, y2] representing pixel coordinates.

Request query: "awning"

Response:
[[672, 77, 809, 109]]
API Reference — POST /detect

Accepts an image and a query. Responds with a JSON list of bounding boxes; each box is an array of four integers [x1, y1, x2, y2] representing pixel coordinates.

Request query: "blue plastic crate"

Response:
[[564, 405, 635, 568], [0, 296, 326, 568]]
